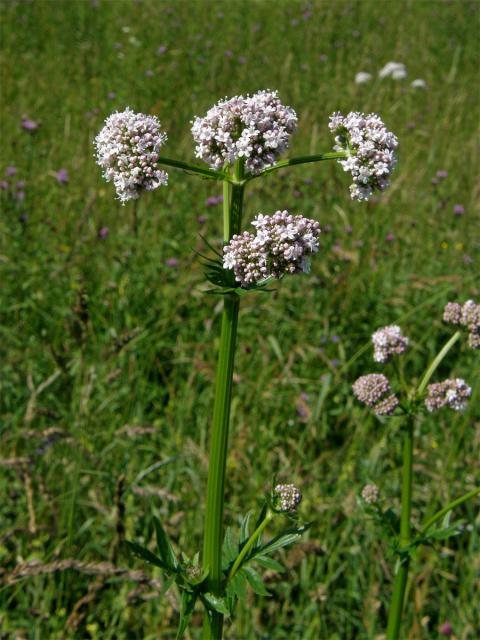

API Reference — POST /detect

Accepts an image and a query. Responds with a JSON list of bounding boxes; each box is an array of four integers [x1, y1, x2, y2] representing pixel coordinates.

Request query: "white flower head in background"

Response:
[[94, 108, 168, 203], [411, 78, 427, 89], [379, 61, 407, 80], [355, 72, 372, 85]]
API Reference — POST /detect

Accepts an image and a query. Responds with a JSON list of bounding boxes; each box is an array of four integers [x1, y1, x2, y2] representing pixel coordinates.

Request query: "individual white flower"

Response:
[[329, 111, 398, 201], [355, 72, 372, 84], [411, 78, 427, 89], [191, 90, 297, 175], [378, 61, 407, 80], [94, 108, 168, 203], [223, 210, 321, 287]]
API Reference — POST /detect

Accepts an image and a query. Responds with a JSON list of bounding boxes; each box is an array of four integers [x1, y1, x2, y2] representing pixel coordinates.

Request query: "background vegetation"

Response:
[[1, 0, 479, 638]]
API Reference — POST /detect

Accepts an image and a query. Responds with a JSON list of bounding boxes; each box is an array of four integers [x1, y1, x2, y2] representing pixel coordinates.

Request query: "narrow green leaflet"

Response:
[[226, 570, 247, 601], [253, 523, 311, 558], [124, 540, 171, 572], [153, 515, 178, 570], [243, 566, 271, 596], [253, 555, 285, 572], [176, 591, 197, 640], [222, 527, 238, 569], [239, 511, 253, 544], [203, 592, 231, 616]]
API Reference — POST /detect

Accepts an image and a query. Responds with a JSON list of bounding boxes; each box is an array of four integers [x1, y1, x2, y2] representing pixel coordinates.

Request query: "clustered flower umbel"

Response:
[[352, 374, 399, 416], [361, 483, 379, 505], [94, 108, 168, 203], [223, 211, 321, 287], [191, 90, 297, 175], [273, 484, 302, 512], [444, 300, 480, 349], [425, 378, 472, 412], [329, 111, 398, 201], [372, 325, 409, 363]]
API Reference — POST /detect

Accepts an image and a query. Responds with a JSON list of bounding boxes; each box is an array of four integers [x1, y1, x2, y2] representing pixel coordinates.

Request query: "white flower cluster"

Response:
[[223, 210, 321, 287], [352, 374, 399, 416], [371, 325, 409, 363], [273, 484, 302, 512], [443, 300, 480, 349], [329, 111, 398, 201], [361, 483, 379, 505], [191, 90, 297, 175], [94, 108, 168, 203], [425, 378, 472, 412]]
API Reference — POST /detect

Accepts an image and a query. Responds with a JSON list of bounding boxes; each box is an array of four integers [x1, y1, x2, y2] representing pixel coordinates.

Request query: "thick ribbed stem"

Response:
[[202, 161, 244, 640], [386, 416, 414, 639]]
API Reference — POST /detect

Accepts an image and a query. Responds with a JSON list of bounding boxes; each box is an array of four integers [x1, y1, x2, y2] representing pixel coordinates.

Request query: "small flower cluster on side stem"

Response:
[[443, 299, 480, 349], [94, 108, 168, 203], [329, 111, 398, 201]]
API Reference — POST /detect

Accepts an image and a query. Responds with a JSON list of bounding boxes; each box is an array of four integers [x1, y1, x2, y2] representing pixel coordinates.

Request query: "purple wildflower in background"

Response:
[[0, 180, 8, 190], [453, 204, 464, 215], [197, 215, 207, 225], [98, 226, 109, 239], [166, 258, 179, 268], [205, 195, 223, 207], [386, 232, 395, 242], [436, 170, 448, 179], [55, 169, 69, 184], [107, 92, 116, 100], [238, 56, 247, 64], [439, 622, 453, 637], [157, 45, 167, 54], [22, 117, 39, 131], [145, 69, 154, 77], [224, 50, 233, 58], [5, 166, 16, 177]]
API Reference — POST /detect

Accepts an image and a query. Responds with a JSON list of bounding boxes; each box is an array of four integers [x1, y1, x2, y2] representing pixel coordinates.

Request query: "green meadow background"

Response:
[[1, 0, 479, 638]]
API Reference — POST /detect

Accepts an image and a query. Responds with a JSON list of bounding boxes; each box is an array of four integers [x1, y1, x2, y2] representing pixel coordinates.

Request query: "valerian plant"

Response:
[[353, 302, 479, 640], [94, 89, 399, 639]]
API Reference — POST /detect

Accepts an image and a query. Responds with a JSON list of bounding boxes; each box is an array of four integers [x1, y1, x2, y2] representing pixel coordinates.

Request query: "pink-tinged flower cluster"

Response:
[[94, 108, 168, 203], [361, 483, 379, 504], [425, 378, 471, 412], [329, 111, 398, 201], [371, 325, 409, 363], [443, 300, 480, 349], [352, 374, 399, 416], [273, 484, 302, 512], [191, 90, 297, 175], [223, 210, 321, 287]]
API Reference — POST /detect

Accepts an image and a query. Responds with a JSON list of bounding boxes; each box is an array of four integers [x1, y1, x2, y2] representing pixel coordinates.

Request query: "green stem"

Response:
[[228, 510, 274, 582], [386, 415, 414, 640], [420, 487, 480, 535], [156, 156, 227, 181], [247, 151, 348, 181], [416, 331, 461, 396], [201, 165, 245, 640]]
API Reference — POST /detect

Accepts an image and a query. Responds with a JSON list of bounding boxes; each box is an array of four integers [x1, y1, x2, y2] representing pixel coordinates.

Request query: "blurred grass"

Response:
[[0, 0, 479, 638]]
